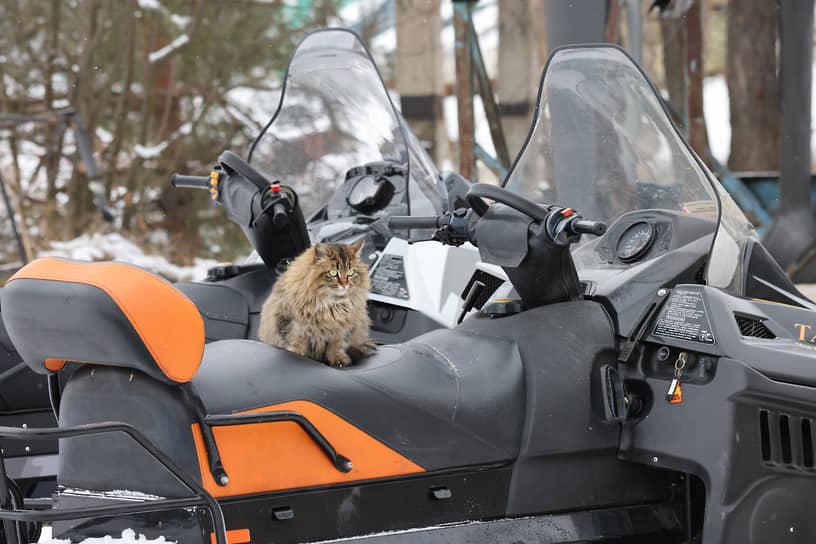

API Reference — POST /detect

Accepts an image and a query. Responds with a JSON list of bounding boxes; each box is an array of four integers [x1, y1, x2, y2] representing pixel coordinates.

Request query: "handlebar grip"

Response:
[[171, 174, 211, 189], [571, 219, 607, 236], [388, 216, 443, 230], [271, 201, 289, 227]]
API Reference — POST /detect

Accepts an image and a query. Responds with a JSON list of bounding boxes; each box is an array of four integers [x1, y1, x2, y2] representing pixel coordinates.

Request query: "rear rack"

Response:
[[0, 422, 228, 544]]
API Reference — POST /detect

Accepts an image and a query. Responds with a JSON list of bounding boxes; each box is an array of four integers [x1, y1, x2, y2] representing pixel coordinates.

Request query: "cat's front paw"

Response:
[[328, 352, 352, 368], [359, 340, 377, 356], [346, 340, 377, 361]]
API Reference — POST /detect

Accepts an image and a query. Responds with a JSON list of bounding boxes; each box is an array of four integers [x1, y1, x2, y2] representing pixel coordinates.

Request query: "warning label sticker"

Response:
[[653, 287, 715, 344], [369, 254, 410, 300]]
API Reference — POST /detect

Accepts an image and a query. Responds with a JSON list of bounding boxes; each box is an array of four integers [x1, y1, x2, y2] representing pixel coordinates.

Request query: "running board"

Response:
[[313, 503, 681, 543]]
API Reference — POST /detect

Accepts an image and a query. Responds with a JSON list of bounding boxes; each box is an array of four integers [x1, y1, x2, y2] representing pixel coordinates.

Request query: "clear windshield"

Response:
[[248, 29, 441, 218], [504, 46, 756, 291]]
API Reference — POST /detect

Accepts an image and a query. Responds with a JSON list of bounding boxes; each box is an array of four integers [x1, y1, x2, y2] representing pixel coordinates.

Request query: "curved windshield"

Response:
[[248, 29, 441, 219], [504, 46, 757, 292]]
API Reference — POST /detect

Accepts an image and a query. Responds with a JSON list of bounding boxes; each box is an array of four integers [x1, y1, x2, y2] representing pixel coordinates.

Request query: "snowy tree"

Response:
[[0, 0, 342, 266]]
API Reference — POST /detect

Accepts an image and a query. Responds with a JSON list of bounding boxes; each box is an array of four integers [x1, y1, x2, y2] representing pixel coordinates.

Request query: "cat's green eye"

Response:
[[347, 269, 355, 277], [329, 269, 338, 277]]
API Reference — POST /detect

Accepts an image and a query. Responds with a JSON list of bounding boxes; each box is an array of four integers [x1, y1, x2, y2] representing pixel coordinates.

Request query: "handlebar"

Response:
[[272, 201, 289, 227], [388, 216, 444, 230], [170, 174, 211, 189], [569, 219, 606, 236]]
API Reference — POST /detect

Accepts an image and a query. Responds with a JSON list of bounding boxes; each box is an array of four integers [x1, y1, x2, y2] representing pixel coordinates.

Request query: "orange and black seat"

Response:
[[1, 257, 526, 500]]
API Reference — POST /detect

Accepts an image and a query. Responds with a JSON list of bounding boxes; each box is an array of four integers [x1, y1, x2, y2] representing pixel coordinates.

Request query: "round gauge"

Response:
[[616, 221, 655, 262], [347, 175, 382, 209]]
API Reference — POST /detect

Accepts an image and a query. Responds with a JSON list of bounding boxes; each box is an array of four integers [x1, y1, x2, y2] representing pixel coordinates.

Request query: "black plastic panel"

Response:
[[58, 366, 199, 498], [175, 282, 249, 342], [621, 356, 816, 543], [368, 303, 443, 345], [457, 300, 671, 514], [217, 467, 512, 543]]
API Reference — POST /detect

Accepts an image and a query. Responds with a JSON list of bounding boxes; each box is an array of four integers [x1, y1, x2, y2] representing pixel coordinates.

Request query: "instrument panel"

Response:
[[591, 209, 716, 265], [615, 221, 656, 262]]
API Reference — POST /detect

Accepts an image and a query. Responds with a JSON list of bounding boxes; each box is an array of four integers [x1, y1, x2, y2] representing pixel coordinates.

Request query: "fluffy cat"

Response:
[[258, 240, 376, 367]]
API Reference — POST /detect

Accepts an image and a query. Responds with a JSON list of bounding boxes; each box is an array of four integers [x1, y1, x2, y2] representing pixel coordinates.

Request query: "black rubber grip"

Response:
[[571, 219, 607, 236], [271, 202, 289, 227], [171, 174, 211, 189], [388, 216, 442, 229]]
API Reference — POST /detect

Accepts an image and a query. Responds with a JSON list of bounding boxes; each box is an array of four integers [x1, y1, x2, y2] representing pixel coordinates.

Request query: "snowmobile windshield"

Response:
[[248, 29, 441, 219], [503, 45, 757, 292]]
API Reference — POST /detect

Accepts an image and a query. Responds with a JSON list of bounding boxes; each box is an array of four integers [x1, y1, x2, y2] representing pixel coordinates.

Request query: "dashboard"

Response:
[[591, 209, 717, 265]]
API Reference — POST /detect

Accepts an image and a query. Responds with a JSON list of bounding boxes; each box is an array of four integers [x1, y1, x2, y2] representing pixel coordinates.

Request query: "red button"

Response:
[[560, 207, 574, 217], [271, 184, 280, 193]]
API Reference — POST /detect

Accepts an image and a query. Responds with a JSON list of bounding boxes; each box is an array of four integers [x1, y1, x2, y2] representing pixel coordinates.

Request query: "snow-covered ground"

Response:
[[37, 527, 174, 544], [39, 232, 217, 282]]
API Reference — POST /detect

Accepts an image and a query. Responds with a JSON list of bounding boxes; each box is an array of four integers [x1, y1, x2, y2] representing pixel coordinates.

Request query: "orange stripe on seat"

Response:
[[192, 400, 425, 498], [210, 529, 250, 544], [8, 258, 204, 383]]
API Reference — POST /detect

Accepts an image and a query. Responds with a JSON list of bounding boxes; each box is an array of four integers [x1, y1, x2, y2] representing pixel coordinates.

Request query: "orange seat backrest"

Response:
[[3, 257, 205, 383]]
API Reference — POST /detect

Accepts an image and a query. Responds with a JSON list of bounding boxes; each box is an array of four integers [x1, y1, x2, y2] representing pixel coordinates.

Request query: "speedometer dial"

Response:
[[616, 221, 655, 262]]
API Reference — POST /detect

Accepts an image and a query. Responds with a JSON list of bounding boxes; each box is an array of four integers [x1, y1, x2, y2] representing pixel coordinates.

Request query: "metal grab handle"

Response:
[[205, 410, 353, 473]]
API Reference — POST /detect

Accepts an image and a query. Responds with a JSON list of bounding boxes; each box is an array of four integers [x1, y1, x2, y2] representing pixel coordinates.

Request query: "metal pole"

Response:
[[453, 1, 475, 180], [778, 0, 814, 214], [623, 0, 643, 65], [762, 0, 816, 273]]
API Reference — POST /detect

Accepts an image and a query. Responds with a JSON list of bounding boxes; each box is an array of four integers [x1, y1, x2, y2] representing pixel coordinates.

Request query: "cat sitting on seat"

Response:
[[258, 241, 376, 367]]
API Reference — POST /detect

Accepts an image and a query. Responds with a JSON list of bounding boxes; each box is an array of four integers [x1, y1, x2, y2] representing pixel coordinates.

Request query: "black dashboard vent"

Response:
[[758, 408, 815, 469], [694, 260, 707, 284], [461, 270, 504, 310], [735, 314, 776, 339]]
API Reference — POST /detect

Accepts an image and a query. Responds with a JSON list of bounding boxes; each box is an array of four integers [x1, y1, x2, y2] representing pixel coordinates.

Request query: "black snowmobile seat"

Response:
[[1, 257, 205, 384], [188, 330, 525, 497]]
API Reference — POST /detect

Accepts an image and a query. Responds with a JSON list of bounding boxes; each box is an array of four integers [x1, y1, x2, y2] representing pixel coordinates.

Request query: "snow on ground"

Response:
[[38, 527, 174, 544], [39, 232, 217, 282]]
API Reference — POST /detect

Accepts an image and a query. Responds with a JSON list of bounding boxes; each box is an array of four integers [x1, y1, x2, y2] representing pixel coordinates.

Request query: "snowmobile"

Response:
[[0, 27, 481, 505], [1, 31, 815, 544]]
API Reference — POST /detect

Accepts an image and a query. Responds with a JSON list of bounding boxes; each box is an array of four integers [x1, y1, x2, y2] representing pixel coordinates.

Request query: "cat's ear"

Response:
[[313, 243, 330, 262], [350, 239, 364, 256]]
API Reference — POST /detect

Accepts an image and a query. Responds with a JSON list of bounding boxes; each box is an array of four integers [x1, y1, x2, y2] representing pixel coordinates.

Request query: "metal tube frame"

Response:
[[0, 422, 227, 544]]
